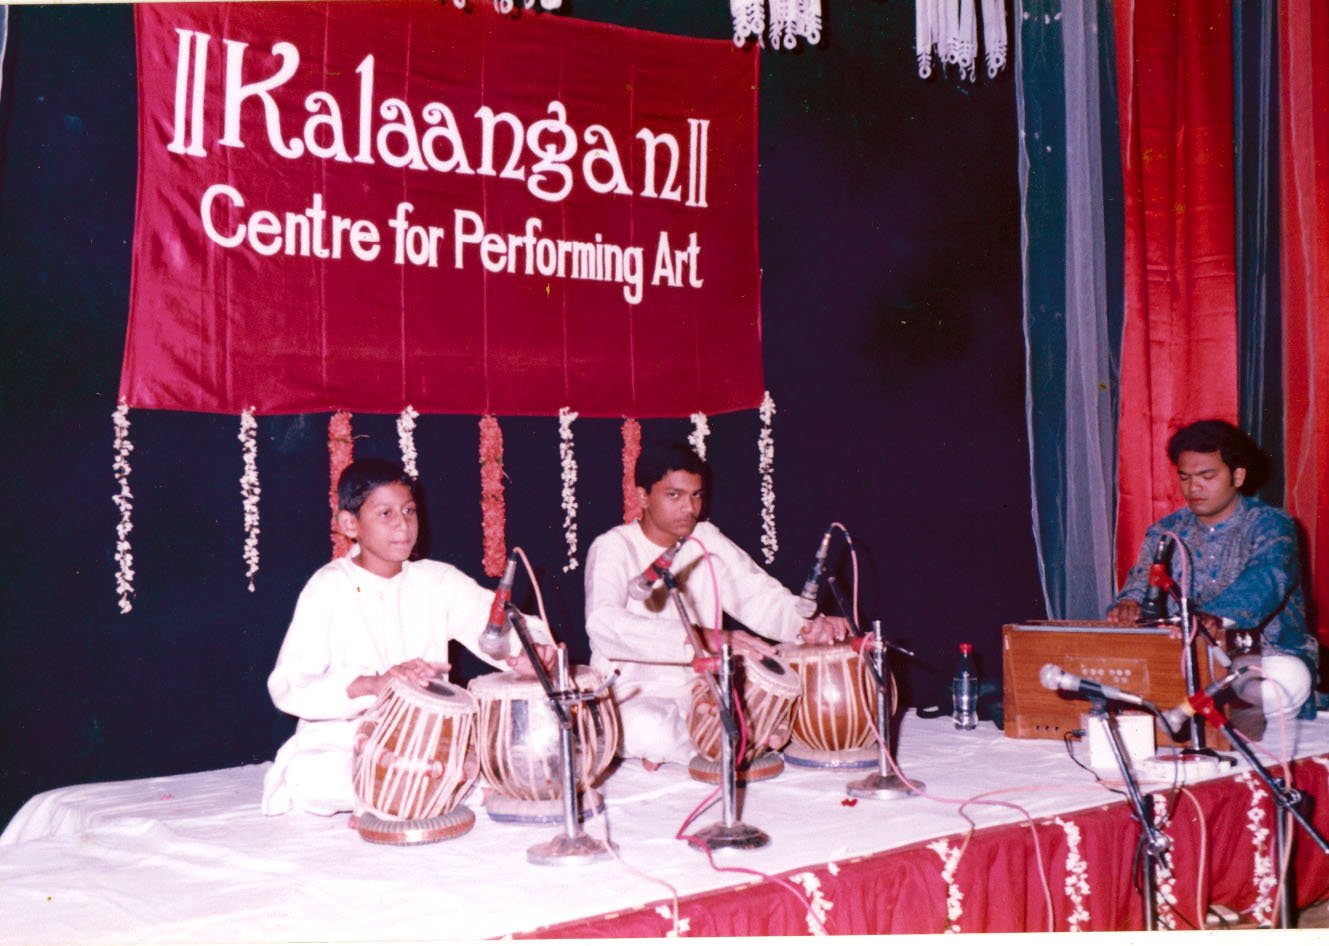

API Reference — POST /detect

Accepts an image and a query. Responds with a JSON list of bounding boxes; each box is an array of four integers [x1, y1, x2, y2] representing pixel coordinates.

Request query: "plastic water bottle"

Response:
[[951, 643, 978, 730]]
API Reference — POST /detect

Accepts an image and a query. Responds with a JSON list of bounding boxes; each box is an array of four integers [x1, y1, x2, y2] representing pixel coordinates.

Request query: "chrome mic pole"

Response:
[[526, 645, 617, 865], [848, 620, 923, 799], [690, 643, 769, 851]]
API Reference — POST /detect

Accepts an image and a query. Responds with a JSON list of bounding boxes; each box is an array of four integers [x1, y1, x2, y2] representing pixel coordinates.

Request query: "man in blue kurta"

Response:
[[1107, 420, 1317, 720]]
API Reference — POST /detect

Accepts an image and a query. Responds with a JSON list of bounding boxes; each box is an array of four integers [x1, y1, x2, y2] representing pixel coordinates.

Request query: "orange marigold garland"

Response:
[[328, 411, 354, 560], [621, 417, 642, 523], [479, 414, 507, 578]]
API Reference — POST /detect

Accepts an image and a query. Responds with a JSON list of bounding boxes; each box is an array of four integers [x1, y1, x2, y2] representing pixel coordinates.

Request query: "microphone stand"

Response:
[[1088, 694, 1171, 931], [1188, 704, 1329, 928], [661, 571, 748, 788], [688, 641, 770, 851], [506, 606, 618, 865], [848, 619, 925, 799]]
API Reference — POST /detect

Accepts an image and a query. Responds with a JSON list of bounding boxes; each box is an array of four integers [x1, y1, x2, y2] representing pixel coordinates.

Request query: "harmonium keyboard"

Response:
[[1002, 620, 1231, 750]]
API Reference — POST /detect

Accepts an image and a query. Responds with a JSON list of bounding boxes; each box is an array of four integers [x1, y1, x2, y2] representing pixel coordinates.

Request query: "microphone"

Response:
[[794, 527, 833, 620], [478, 554, 518, 659], [1160, 667, 1250, 737], [1138, 536, 1175, 623], [1039, 663, 1153, 709], [627, 540, 684, 601]]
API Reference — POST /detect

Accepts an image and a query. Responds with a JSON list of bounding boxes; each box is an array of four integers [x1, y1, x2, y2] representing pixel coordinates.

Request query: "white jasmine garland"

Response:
[[688, 411, 709, 461], [111, 400, 135, 614], [1238, 771, 1277, 925], [789, 871, 832, 935], [558, 407, 579, 572], [653, 904, 690, 938], [926, 837, 965, 932], [397, 404, 420, 479], [1052, 817, 1091, 931], [239, 408, 261, 592], [1149, 794, 1179, 930], [758, 390, 778, 563]]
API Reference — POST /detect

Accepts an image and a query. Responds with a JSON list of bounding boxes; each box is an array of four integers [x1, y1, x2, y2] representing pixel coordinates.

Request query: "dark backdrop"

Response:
[[0, 1, 1043, 826]]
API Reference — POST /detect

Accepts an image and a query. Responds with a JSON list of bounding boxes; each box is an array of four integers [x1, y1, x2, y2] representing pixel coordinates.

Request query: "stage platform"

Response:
[[4, 713, 1329, 940]]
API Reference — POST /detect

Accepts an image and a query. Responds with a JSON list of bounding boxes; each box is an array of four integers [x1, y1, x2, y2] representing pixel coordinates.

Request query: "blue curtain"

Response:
[[1017, 0, 1124, 618], [1233, 0, 1283, 503]]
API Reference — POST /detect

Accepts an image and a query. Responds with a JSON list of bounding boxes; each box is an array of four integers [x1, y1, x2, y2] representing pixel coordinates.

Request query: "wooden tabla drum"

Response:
[[687, 652, 800, 784], [468, 667, 620, 823], [351, 678, 478, 844], [778, 642, 893, 768]]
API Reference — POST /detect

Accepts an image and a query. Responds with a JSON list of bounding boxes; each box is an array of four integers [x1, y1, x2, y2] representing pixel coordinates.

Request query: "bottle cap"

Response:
[[959, 643, 972, 656]]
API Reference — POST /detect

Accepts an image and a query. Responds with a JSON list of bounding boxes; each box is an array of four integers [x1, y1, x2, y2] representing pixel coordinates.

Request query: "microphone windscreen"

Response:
[[1038, 663, 1063, 691]]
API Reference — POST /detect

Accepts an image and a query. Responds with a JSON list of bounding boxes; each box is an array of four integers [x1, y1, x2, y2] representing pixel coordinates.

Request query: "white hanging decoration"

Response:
[[111, 400, 136, 614], [788, 871, 832, 935], [558, 406, 580, 573], [1237, 771, 1277, 926], [688, 411, 710, 461], [466, 0, 562, 12], [732, 0, 821, 49], [926, 837, 965, 932], [397, 404, 420, 479], [1148, 793, 1180, 930], [1052, 817, 1092, 931], [916, 0, 1008, 82], [239, 408, 261, 592], [757, 391, 778, 564]]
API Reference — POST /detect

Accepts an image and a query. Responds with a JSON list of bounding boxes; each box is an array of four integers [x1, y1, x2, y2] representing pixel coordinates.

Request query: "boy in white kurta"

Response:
[[585, 444, 848, 767], [263, 459, 549, 816]]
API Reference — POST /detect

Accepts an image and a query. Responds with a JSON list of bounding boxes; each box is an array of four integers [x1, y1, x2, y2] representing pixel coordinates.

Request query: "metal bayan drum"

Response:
[[351, 678, 479, 844], [468, 667, 620, 823], [778, 642, 892, 768], [687, 651, 800, 783]]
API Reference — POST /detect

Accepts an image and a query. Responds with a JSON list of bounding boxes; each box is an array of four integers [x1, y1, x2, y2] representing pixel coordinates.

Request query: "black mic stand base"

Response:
[[689, 821, 770, 851]]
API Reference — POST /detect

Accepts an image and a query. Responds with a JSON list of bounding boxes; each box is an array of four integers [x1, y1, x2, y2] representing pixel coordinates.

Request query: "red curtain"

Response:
[[1280, 0, 1329, 651], [1113, 1, 1240, 584]]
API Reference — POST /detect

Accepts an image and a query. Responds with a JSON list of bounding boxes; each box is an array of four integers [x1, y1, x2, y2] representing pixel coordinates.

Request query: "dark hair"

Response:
[[337, 458, 416, 514], [634, 442, 707, 491], [1166, 420, 1267, 491]]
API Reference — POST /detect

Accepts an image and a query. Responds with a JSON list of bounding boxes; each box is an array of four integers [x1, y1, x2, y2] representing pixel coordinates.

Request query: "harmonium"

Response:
[[1002, 621, 1231, 750]]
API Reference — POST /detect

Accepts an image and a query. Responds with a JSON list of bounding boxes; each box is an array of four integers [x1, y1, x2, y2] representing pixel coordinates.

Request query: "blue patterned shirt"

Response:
[[1112, 496, 1316, 695]]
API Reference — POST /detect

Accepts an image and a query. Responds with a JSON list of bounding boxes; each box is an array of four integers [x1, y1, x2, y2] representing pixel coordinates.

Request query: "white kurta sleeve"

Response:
[[267, 567, 376, 722], [585, 529, 694, 665], [433, 562, 553, 668], [695, 523, 804, 643]]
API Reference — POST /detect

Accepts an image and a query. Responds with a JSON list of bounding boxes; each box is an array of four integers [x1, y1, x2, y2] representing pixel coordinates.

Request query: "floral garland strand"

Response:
[[328, 412, 354, 559], [1148, 792, 1181, 930], [558, 406, 580, 572], [397, 404, 420, 480], [239, 408, 261, 591], [621, 417, 643, 523], [926, 837, 965, 932], [1237, 771, 1277, 925], [479, 415, 507, 578], [111, 400, 136, 614], [688, 410, 710, 461], [1052, 817, 1092, 932], [757, 390, 778, 564], [789, 871, 832, 936]]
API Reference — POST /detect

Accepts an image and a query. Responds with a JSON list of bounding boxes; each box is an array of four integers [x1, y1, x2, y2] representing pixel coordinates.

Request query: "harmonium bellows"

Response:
[[1002, 620, 1230, 750]]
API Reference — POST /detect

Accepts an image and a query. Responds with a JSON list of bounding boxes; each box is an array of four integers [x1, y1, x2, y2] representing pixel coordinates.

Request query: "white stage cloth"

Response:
[[4, 712, 1327, 943]]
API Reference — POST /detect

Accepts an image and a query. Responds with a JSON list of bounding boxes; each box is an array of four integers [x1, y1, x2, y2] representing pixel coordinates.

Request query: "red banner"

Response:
[[123, 2, 762, 417]]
